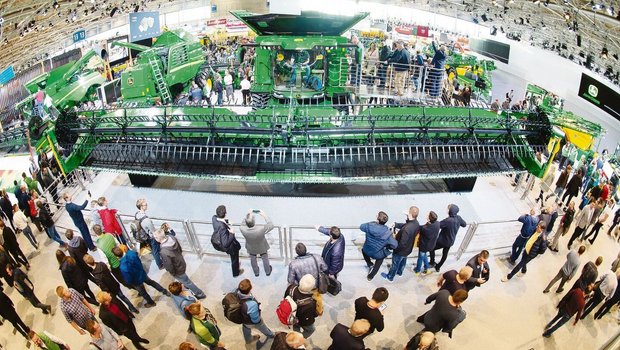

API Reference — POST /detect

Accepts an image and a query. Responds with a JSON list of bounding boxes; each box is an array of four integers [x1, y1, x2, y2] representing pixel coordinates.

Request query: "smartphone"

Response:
[[378, 303, 387, 312], [252, 209, 260, 213]]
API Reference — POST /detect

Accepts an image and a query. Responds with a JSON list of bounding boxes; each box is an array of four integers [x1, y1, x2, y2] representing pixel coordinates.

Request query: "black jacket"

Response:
[[2, 227, 20, 250], [328, 323, 366, 350], [60, 260, 89, 291], [91, 262, 121, 295], [465, 254, 490, 290], [394, 219, 419, 257], [525, 232, 547, 259], [37, 205, 54, 228], [436, 205, 467, 248], [99, 297, 135, 335], [419, 221, 441, 252], [0, 197, 13, 220], [566, 174, 583, 196], [212, 215, 240, 252]]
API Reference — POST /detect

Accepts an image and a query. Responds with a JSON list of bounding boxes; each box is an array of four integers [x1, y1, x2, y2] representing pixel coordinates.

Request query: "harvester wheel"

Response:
[[251, 93, 269, 110]]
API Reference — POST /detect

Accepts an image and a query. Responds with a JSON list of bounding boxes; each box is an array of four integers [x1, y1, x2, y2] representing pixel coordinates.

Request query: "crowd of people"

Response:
[[0, 143, 618, 349]]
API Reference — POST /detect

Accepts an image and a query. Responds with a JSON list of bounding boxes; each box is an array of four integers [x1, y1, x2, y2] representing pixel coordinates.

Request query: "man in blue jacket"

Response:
[[382, 206, 419, 282], [430, 204, 467, 272], [63, 192, 96, 251], [509, 208, 540, 264], [317, 226, 345, 280], [361, 211, 397, 281], [238, 278, 275, 345], [113, 246, 170, 309]]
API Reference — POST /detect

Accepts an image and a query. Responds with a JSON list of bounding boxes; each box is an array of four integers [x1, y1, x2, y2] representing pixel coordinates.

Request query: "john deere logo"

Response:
[[127, 77, 134, 86], [588, 84, 598, 97]]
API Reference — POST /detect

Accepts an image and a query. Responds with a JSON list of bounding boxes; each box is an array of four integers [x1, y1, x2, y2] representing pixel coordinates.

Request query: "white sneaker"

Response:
[[501, 276, 509, 282]]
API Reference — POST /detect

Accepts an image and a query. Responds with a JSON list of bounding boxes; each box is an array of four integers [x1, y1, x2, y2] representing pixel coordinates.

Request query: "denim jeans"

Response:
[[133, 284, 155, 305], [293, 322, 315, 339], [144, 276, 167, 294], [45, 225, 65, 246], [76, 221, 95, 250], [509, 236, 527, 262], [242, 320, 274, 343], [415, 250, 429, 273], [175, 273, 205, 298], [507, 253, 532, 279], [387, 254, 407, 279], [21, 225, 38, 248], [543, 309, 570, 337], [149, 237, 163, 269]]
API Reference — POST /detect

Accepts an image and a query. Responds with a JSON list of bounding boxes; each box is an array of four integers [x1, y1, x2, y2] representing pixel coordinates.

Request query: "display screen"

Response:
[[469, 38, 510, 64], [578, 73, 620, 121], [107, 36, 129, 63], [129, 11, 161, 42]]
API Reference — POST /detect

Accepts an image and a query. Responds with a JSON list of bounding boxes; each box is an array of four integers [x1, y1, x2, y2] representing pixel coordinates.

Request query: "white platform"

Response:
[[1, 169, 618, 350]]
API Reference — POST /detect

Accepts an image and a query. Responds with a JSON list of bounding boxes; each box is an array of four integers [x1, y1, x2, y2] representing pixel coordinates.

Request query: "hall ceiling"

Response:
[[0, 0, 201, 71], [0, 0, 619, 83]]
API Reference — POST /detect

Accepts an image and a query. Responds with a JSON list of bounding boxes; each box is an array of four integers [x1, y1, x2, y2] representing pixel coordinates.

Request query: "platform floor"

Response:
[[1, 169, 618, 350]]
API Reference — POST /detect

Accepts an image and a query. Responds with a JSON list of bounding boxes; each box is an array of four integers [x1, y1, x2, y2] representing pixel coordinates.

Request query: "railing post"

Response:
[[184, 220, 202, 256], [455, 222, 478, 261], [115, 213, 135, 250], [513, 171, 526, 192], [287, 226, 293, 264], [277, 226, 285, 264], [521, 175, 536, 200]]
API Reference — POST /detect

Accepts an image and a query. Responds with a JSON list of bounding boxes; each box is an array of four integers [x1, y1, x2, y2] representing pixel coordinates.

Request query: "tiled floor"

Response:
[[1, 170, 618, 350]]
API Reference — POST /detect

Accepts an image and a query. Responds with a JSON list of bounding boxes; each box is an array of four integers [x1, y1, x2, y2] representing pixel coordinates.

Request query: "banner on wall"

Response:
[[394, 25, 429, 37], [0, 66, 15, 85], [578, 73, 620, 121], [129, 11, 161, 42]]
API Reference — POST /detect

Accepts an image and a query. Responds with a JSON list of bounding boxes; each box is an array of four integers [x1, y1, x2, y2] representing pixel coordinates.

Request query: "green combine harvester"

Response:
[[0, 11, 603, 190]]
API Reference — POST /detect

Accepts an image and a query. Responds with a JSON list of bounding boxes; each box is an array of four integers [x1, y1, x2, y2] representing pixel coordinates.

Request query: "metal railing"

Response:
[[38, 169, 537, 269], [339, 58, 447, 100]]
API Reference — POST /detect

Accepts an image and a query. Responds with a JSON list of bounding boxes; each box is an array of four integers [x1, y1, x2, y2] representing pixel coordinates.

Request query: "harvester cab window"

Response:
[[274, 48, 325, 91]]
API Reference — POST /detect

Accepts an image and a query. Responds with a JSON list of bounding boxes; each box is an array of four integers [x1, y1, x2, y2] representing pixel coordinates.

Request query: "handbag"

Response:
[[312, 255, 329, 294], [327, 275, 342, 296]]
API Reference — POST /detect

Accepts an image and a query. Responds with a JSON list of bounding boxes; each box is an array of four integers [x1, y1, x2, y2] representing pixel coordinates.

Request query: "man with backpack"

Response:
[[188, 302, 224, 349], [154, 228, 206, 299], [212, 205, 243, 277], [279, 274, 322, 339], [361, 211, 397, 281], [113, 245, 170, 308], [134, 198, 162, 269], [234, 278, 275, 345]]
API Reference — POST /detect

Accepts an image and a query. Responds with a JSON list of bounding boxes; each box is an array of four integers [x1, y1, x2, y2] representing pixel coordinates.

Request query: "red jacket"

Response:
[[559, 288, 585, 324], [99, 208, 123, 235]]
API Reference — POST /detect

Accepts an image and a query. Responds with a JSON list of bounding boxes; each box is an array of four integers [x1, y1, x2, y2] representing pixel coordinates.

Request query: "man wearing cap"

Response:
[[155, 228, 205, 299]]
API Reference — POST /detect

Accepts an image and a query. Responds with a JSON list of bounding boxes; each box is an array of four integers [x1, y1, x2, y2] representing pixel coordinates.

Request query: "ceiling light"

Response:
[[53, 1, 59, 9], [564, 12, 571, 20], [78, 0, 84, 6], [602, 47, 608, 58]]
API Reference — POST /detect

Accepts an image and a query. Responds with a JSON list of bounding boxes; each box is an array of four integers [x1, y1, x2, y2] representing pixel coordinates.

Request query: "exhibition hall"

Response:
[[0, 0, 619, 349]]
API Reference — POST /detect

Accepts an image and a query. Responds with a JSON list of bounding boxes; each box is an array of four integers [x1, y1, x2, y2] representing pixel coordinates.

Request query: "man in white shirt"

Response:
[[224, 70, 234, 104], [580, 268, 619, 319], [240, 77, 251, 106], [567, 201, 595, 248]]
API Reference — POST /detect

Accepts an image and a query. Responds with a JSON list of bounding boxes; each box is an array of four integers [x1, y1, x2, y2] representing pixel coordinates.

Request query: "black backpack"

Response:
[[221, 292, 251, 324], [130, 214, 149, 244]]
